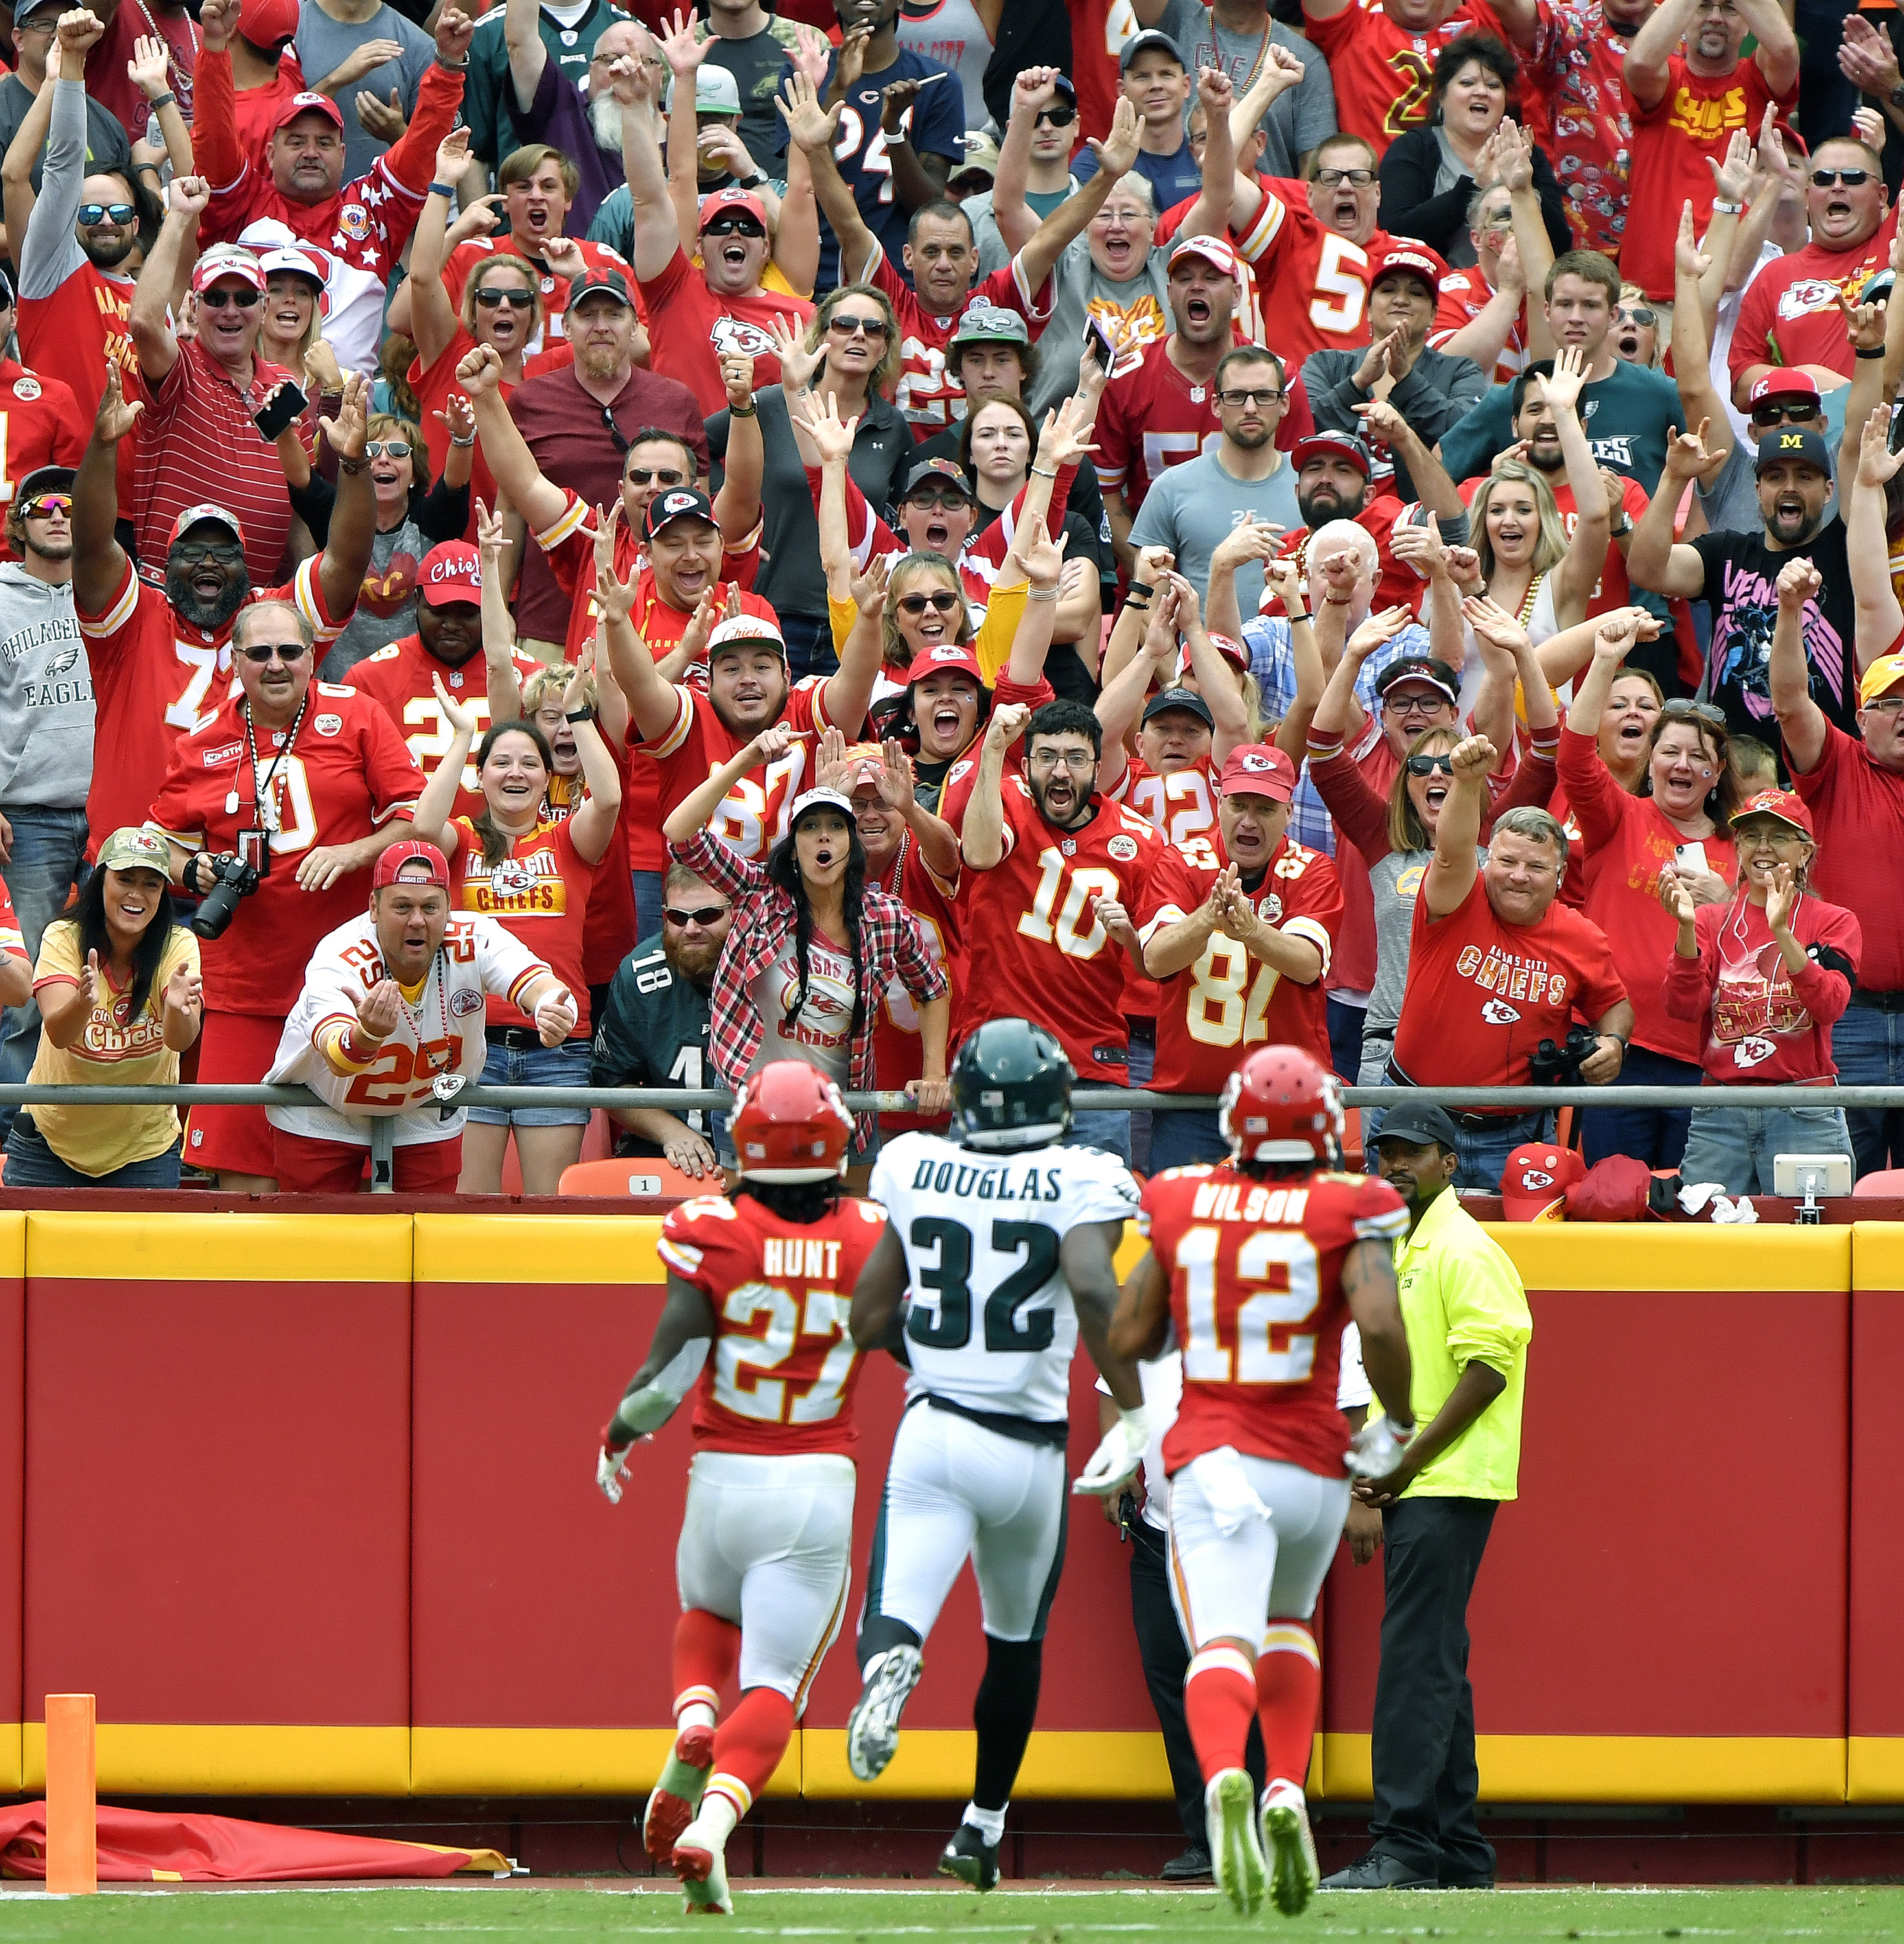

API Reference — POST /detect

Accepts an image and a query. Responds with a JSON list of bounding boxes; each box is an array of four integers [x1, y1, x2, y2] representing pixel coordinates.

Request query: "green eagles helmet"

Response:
[[950, 1017, 1076, 1151]]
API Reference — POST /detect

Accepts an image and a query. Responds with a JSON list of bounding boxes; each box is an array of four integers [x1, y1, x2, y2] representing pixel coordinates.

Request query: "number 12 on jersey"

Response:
[[1177, 1225, 1321, 1383]]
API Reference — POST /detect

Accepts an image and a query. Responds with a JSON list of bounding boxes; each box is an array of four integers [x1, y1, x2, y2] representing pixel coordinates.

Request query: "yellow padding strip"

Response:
[[1320, 1733, 1846, 1804], [1848, 1737, 1904, 1801], [1852, 1221, 1904, 1290], [25, 1212, 414, 1284], [0, 1210, 23, 1279], [0, 1722, 18, 1795], [410, 1728, 798, 1797], [412, 1214, 668, 1287], [1488, 1223, 1850, 1293], [21, 1724, 411, 1796], [800, 1730, 1176, 1799]]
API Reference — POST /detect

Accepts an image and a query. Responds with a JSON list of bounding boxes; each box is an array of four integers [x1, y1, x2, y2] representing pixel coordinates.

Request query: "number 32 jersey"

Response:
[[657, 1192, 890, 1457], [868, 1130, 1142, 1424], [1140, 1163, 1408, 1479]]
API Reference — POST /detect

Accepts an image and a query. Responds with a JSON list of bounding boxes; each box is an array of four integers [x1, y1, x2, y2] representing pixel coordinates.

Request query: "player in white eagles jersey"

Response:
[[846, 1017, 1154, 1890]]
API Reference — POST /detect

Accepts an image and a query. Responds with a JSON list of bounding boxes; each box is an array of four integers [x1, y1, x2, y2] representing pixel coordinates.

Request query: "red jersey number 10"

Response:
[[1178, 1225, 1321, 1384]]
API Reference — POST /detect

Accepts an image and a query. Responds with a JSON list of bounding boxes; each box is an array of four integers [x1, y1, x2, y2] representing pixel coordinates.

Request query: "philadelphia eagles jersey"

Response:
[[867, 1129, 1142, 1424]]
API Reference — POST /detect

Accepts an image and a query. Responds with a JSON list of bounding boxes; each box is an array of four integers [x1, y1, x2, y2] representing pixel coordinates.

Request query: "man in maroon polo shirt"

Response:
[[504, 264, 706, 655], [1771, 569, 1904, 1180]]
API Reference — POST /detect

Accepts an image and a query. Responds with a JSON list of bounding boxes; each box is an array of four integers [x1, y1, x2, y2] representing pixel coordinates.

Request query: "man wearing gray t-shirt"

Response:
[[1129, 345, 1301, 612], [0, 466, 92, 1126], [1165, 0, 1336, 178], [296, 0, 435, 190]]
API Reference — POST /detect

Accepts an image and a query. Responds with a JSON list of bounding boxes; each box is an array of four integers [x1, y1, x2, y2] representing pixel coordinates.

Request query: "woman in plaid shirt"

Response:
[[664, 722, 952, 1182]]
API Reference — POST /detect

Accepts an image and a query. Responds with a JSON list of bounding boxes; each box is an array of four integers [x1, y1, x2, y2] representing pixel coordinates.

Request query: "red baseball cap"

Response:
[[1371, 242, 1450, 295], [373, 840, 450, 891], [1292, 430, 1373, 480], [417, 540, 481, 607], [271, 89, 346, 136], [1564, 1153, 1660, 1223], [1167, 233, 1240, 279], [699, 187, 770, 232], [1217, 743, 1296, 802], [1730, 787, 1815, 838], [1206, 631, 1249, 673], [904, 642, 984, 687], [1500, 1140, 1586, 1221], [239, 0, 299, 43], [1748, 369, 1822, 407]]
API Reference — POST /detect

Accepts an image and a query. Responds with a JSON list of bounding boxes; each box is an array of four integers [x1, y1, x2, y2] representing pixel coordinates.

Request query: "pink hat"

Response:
[[190, 245, 266, 295], [239, 0, 299, 43], [1748, 369, 1822, 406], [417, 540, 480, 607], [373, 840, 450, 890], [1217, 743, 1296, 802], [1167, 233, 1240, 279]]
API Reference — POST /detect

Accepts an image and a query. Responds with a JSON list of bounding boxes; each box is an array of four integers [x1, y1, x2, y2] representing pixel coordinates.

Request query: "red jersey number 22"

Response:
[[1178, 1226, 1321, 1383]]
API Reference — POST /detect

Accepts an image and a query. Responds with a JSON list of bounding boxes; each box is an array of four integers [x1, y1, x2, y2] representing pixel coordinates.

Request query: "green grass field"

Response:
[[3, 1885, 1904, 1941]]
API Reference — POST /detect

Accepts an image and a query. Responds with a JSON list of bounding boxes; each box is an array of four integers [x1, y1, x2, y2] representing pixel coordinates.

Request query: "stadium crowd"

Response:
[[0, 0, 1897, 1197]]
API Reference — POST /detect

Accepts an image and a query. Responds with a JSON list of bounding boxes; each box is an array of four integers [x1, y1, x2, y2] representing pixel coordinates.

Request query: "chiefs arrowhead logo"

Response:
[[1481, 999, 1522, 1024]]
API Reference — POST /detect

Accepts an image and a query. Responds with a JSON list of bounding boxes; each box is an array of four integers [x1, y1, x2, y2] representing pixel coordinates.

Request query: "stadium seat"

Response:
[[557, 1156, 717, 1199], [1341, 1106, 1362, 1168], [499, 1113, 616, 1196], [1852, 1168, 1904, 1199]]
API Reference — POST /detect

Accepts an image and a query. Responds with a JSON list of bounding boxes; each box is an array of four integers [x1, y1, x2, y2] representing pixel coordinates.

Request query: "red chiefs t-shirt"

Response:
[[1305, 0, 1507, 153], [1557, 725, 1737, 1062], [656, 1189, 888, 1455], [1391, 869, 1627, 1094], [869, 840, 962, 1133], [1623, 55, 1793, 301], [637, 247, 815, 419], [867, 246, 1053, 430], [1142, 1161, 1410, 1476], [347, 632, 546, 824], [1235, 186, 1403, 364], [1430, 267, 1527, 385], [0, 361, 86, 562], [440, 234, 633, 355], [1664, 890, 1861, 1083], [642, 677, 837, 864], [17, 265, 137, 519], [958, 778, 1164, 1076], [78, 555, 350, 855], [146, 686, 423, 1015], [1095, 340, 1224, 514], [1139, 829, 1342, 1091], [1729, 214, 1899, 394], [450, 811, 598, 1032], [1791, 723, 1904, 993], [546, 761, 636, 989]]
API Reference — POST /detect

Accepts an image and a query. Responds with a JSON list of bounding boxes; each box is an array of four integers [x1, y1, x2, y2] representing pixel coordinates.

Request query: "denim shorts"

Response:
[[467, 1034, 594, 1127]]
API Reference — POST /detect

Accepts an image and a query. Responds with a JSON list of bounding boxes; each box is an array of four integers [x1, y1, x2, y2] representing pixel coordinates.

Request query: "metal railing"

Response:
[[5, 1082, 1903, 1194]]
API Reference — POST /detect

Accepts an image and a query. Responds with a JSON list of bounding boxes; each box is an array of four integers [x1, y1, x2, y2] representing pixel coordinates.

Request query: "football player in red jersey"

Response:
[[1140, 746, 1344, 1168], [1106, 1045, 1417, 1917], [73, 367, 380, 855], [594, 1062, 888, 1916], [959, 697, 1165, 1162]]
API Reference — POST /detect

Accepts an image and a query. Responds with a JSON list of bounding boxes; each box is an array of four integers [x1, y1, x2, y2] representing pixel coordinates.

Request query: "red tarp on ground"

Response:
[[0, 1803, 508, 1880]]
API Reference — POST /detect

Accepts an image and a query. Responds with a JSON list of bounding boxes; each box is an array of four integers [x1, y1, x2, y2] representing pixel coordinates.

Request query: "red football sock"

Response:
[[704, 1686, 797, 1822], [673, 1609, 741, 1724], [1183, 1646, 1259, 1783], [1257, 1622, 1322, 1790]]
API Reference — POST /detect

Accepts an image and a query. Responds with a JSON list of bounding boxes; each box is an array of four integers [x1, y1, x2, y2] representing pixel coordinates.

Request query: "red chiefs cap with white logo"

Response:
[[903, 642, 984, 687], [1748, 369, 1822, 406], [373, 840, 451, 890], [271, 89, 345, 135], [1501, 1141, 1585, 1221], [418, 540, 480, 607], [1216, 743, 1296, 802], [1168, 233, 1240, 279]]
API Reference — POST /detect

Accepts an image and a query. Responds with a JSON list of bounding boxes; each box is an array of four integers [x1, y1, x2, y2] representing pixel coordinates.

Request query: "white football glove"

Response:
[[1346, 1415, 1416, 1480], [1073, 1405, 1154, 1496], [596, 1433, 634, 1505]]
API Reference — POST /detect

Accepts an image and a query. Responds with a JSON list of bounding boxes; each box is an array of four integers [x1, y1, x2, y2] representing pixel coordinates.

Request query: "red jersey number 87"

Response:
[[1175, 1225, 1321, 1384]]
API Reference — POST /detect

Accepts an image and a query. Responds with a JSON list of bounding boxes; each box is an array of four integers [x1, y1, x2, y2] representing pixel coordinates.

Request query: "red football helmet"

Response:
[[1218, 1046, 1344, 1167], [728, 1060, 854, 1183]]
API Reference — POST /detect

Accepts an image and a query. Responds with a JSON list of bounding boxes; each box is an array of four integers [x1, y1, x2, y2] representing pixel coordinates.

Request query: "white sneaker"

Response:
[[845, 1645, 923, 1782], [671, 1812, 733, 1917], [1204, 1768, 1266, 1917], [1260, 1778, 1319, 1917]]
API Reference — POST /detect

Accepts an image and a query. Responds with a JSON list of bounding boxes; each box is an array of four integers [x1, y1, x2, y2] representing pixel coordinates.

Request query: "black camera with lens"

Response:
[[189, 840, 267, 940], [1527, 1024, 1603, 1087]]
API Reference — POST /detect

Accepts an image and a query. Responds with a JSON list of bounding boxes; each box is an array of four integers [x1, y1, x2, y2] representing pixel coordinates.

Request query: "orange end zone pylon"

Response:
[[45, 1694, 97, 1894]]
